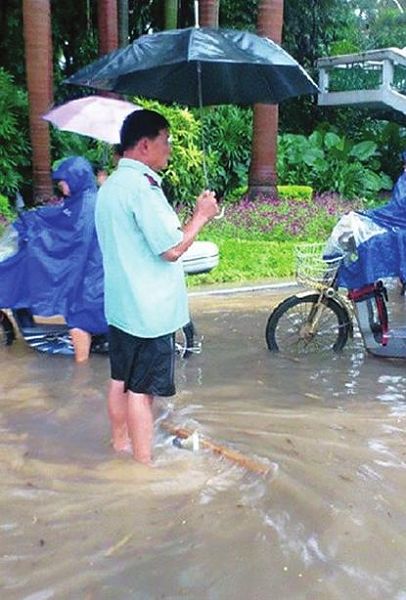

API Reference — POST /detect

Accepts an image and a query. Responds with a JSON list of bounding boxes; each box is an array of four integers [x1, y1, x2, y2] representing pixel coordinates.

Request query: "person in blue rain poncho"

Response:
[[0, 156, 107, 361], [364, 150, 406, 230], [330, 151, 406, 290]]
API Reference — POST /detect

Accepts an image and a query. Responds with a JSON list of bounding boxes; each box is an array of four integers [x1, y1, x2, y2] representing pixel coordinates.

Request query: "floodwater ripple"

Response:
[[0, 290, 405, 599]]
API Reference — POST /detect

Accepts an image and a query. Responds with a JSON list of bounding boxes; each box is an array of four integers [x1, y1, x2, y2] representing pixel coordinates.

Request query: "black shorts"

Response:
[[108, 325, 176, 396]]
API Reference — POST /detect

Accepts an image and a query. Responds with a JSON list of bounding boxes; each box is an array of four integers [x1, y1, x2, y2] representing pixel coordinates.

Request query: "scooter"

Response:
[[0, 307, 109, 355], [0, 240, 219, 357]]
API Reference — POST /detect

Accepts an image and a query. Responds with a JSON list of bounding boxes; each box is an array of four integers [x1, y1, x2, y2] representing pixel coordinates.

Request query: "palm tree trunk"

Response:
[[22, 0, 53, 202], [118, 0, 129, 47], [98, 0, 118, 56], [248, 0, 284, 199], [165, 0, 178, 30], [198, 0, 219, 27]]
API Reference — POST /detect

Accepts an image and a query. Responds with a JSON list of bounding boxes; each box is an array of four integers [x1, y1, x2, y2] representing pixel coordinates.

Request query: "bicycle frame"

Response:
[[294, 286, 353, 342], [291, 279, 406, 358]]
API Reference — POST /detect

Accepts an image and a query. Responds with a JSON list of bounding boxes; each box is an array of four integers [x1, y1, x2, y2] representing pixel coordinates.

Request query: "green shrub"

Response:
[[200, 105, 253, 198], [50, 130, 109, 172], [277, 129, 393, 199], [223, 184, 313, 205], [277, 185, 313, 203], [224, 185, 248, 204], [133, 97, 206, 206], [0, 68, 31, 196], [0, 194, 16, 221], [329, 40, 360, 56], [329, 64, 381, 92]]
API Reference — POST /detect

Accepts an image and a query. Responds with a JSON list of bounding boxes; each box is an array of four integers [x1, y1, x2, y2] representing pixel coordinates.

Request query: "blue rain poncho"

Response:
[[326, 168, 406, 289], [0, 156, 107, 333]]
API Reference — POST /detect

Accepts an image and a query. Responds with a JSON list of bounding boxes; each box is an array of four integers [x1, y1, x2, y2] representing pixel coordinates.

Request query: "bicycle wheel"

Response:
[[0, 310, 16, 346], [266, 294, 350, 355], [175, 320, 196, 358]]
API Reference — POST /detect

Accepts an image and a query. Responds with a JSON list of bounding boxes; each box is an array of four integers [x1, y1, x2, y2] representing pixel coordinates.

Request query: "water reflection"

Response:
[[1, 289, 405, 599]]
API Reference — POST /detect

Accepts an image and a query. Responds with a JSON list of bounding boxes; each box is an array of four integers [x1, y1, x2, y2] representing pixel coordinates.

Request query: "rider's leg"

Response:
[[69, 327, 92, 362]]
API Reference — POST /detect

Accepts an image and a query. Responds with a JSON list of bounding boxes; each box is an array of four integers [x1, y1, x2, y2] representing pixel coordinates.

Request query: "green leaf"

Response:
[[324, 132, 342, 150], [379, 174, 394, 190], [349, 141, 377, 161], [363, 170, 383, 191], [303, 147, 325, 166]]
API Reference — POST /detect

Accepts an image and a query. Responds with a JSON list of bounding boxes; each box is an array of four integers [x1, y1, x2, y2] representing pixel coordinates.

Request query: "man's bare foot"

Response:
[[133, 455, 152, 466], [111, 439, 132, 454]]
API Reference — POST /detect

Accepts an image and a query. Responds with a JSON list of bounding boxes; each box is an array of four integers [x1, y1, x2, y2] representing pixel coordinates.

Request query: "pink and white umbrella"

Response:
[[43, 95, 140, 144]]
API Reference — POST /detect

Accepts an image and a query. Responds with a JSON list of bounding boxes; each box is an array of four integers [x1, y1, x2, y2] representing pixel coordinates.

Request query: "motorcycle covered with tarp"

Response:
[[323, 161, 406, 357], [0, 156, 109, 355]]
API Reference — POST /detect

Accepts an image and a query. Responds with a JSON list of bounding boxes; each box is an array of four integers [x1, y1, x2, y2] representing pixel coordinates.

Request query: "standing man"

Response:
[[95, 109, 218, 465]]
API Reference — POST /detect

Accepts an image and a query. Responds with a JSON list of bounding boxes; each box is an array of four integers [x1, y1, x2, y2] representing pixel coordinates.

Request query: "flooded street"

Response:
[[1, 287, 406, 599]]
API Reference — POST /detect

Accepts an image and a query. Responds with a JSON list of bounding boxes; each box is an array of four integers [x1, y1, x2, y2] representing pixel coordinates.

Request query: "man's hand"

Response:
[[194, 190, 219, 224], [161, 190, 219, 262]]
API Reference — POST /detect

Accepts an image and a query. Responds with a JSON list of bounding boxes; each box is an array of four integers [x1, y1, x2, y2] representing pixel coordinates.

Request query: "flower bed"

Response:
[[206, 192, 364, 242]]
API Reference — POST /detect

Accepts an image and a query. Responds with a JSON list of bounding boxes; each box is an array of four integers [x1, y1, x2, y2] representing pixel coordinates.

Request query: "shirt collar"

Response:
[[118, 158, 162, 186]]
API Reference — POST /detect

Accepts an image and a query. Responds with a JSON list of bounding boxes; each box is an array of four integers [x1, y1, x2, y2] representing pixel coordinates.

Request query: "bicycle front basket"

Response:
[[295, 242, 343, 288]]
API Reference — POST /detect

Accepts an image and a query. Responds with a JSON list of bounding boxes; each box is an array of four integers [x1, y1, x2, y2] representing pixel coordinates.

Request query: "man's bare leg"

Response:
[[108, 379, 131, 452], [127, 392, 154, 465]]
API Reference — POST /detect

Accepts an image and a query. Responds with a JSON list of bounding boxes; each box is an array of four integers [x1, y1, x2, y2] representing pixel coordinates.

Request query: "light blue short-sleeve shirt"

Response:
[[95, 158, 189, 337]]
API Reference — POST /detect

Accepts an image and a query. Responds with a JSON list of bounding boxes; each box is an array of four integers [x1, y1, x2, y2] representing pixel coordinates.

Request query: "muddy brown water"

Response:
[[1, 286, 406, 600]]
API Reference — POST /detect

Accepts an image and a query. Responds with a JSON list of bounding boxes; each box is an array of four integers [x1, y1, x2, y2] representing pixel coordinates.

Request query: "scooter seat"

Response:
[[182, 240, 219, 274]]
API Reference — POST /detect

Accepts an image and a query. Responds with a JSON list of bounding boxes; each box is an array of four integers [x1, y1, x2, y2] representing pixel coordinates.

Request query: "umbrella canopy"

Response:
[[43, 95, 140, 144], [66, 27, 318, 106]]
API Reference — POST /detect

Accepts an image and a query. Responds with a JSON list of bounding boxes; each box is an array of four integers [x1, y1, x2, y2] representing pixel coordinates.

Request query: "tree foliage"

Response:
[[277, 129, 393, 199], [347, 0, 406, 44], [0, 0, 25, 84], [202, 105, 253, 197], [0, 0, 405, 200], [219, 0, 258, 29], [134, 97, 206, 206], [0, 68, 31, 197]]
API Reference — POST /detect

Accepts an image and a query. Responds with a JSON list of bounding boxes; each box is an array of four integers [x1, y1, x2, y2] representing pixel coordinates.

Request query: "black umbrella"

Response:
[[66, 27, 318, 106], [66, 26, 317, 193]]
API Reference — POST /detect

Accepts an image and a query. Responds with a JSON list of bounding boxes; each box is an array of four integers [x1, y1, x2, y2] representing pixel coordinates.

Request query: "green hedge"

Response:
[[224, 184, 313, 204], [276, 185, 313, 203]]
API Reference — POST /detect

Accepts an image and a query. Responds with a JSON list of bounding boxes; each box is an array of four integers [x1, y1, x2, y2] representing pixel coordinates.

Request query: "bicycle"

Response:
[[265, 242, 396, 357]]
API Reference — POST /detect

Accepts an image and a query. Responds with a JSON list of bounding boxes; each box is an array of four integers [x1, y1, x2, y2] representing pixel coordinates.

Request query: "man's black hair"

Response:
[[120, 109, 170, 151]]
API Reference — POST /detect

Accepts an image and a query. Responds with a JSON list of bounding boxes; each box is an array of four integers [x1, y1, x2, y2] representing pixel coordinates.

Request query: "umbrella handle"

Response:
[[194, 1, 200, 28], [214, 206, 225, 220], [197, 59, 209, 189], [196, 51, 222, 220]]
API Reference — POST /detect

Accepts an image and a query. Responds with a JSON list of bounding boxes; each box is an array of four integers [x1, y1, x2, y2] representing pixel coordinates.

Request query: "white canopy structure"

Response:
[[317, 48, 406, 120]]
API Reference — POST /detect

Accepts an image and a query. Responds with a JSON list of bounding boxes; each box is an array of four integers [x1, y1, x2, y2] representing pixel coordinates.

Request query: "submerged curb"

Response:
[[188, 281, 298, 298]]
